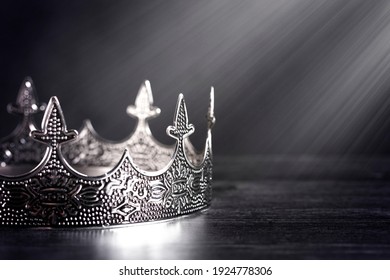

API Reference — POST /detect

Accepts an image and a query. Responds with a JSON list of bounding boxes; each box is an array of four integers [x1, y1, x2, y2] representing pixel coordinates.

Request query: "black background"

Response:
[[2, 0, 390, 157]]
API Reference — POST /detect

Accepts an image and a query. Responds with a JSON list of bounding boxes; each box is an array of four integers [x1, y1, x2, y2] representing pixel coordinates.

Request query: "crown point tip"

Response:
[[49, 96, 59, 103], [209, 86, 214, 97], [141, 80, 152, 92], [24, 76, 33, 85], [47, 96, 62, 111], [18, 77, 34, 92], [145, 80, 152, 93]]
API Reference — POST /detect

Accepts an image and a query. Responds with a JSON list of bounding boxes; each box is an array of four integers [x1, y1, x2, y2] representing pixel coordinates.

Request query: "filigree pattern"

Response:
[[5, 170, 103, 225]]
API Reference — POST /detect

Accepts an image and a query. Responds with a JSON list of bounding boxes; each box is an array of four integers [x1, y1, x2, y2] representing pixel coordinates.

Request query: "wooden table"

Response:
[[1, 156, 390, 259]]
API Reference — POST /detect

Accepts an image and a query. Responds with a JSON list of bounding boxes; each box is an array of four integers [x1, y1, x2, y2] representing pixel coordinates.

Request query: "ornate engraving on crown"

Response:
[[5, 171, 104, 225]]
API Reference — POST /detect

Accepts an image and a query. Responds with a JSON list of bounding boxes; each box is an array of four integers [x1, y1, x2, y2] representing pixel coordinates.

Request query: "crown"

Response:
[[0, 77, 215, 227]]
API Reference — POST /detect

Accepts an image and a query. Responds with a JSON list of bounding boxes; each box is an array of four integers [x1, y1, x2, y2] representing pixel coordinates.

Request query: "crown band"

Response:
[[0, 79, 214, 227]]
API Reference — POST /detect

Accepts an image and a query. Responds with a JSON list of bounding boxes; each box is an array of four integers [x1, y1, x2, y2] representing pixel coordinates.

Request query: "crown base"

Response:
[[0, 201, 211, 228]]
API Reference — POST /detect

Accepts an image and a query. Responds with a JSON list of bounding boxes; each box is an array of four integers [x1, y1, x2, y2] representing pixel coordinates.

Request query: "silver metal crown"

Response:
[[0, 78, 215, 227]]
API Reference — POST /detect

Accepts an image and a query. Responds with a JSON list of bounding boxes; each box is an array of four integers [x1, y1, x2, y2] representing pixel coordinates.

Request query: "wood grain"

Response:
[[1, 157, 390, 259]]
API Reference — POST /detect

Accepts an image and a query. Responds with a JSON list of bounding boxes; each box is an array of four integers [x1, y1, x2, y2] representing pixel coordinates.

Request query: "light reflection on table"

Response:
[[94, 215, 205, 259], [0, 213, 207, 259]]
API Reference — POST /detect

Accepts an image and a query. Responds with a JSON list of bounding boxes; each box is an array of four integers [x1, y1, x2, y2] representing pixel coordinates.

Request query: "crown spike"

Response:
[[167, 94, 195, 140], [0, 77, 47, 166], [127, 80, 161, 120], [139, 80, 153, 105], [31, 97, 77, 147], [207, 87, 216, 129], [7, 77, 45, 116]]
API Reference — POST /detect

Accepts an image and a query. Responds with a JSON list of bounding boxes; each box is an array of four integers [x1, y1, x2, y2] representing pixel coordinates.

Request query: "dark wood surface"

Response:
[[1, 156, 390, 259]]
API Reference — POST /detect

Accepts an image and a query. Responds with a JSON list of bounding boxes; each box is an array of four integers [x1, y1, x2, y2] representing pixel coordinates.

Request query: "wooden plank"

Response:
[[1, 177, 389, 259]]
